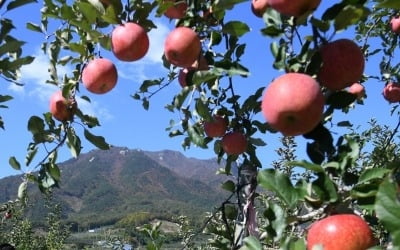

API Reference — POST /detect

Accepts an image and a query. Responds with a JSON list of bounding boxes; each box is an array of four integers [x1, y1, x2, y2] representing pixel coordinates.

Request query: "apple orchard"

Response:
[[2, 0, 400, 249]]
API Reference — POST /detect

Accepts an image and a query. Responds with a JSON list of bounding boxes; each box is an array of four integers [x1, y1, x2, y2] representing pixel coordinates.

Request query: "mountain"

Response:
[[143, 149, 227, 186], [0, 147, 230, 228]]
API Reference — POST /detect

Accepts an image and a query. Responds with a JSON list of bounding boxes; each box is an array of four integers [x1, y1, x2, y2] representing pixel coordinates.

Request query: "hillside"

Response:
[[0, 147, 229, 228]]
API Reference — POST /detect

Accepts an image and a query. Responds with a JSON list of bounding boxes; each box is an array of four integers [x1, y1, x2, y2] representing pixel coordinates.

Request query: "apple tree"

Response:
[[2, 0, 400, 249]]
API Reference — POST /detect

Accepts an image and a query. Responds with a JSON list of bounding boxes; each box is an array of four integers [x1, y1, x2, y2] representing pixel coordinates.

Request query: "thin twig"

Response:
[[32, 126, 69, 171], [382, 116, 400, 153]]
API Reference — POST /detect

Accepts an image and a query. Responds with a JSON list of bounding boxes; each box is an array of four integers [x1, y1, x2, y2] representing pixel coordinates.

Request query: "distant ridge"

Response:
[[0, 147, 229, 228]]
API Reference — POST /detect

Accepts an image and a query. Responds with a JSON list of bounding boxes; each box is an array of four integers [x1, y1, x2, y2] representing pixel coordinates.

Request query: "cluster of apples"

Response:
[[381, 16, 400, 103], [164, 25, 246, 155], [202, 115, 248, 156], [49, 0, 211, 123], [254, 0, 400, 139], [49, 20, 150, 122], [162, 1, 210, 88], [160, 1, 248, 155], [261, 37, 365, 137]]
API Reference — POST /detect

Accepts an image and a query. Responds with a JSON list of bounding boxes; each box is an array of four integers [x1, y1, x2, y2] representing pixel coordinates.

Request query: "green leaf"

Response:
[[272, 43, 287, 70], [0, 117, 4, 130], [310, 17, 330, 32], [240, 236, 262, 250], [38, 168, 57, 190], [140, 79, 162, 93], [221, 180, 236, 192], [68, 43, 86, 54], [261, 25, 284, 37], [322, 3, 345, 20], [0, 40, 25, 55], [209, 31, 222, 46], [249, 137, 266, 146], [27, 116, 45, 134], [84, 129, 110, 150], [25, 145, 38, 166], [6, 0, 36, 11], [9, 156, 21, 170], [222, 21, 250, 37], [306, 142, 325, 164], [377, 0, 400, 9], [59, 4, 75, 20], [326, 91, 357, 109], [284, 238, 307, 250], [288, 160, 324, 173], [192, 70, 218, 85], [313, 173, 338, 202], [77, 1, 101, 24], [67, 127, 81, 158], [173, 88, 191, 110], [17, 181, 27, 199], [337, 121, 353, 127], [187, 123, 209, 149], [258, 169, 303, 208], [195, 99, 212, 121], [224, 204, 237, 220], [87, 0, 106, 14], [215, 63, 250, 77], [236, 44, 246, 58], [334, 5, 370, 31], [26, 22, 42, 33], [0, 95, 13, 103], [76, 109, 101, 128], [358, 168, 391, 184], [375, 179, 400, 246], [47, 163, 61, 182], [264, 201, 287, 241], [351, 183, 379, 198], [142, 98, 149, 110], [102, 4, 120, 24]]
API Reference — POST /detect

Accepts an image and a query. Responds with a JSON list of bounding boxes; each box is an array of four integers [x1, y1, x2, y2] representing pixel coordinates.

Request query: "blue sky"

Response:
[[0, 1, 398, 179]]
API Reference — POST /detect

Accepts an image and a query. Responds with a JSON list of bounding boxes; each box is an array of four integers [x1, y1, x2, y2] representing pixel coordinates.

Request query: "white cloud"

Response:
[[76, 97, 113, 121], [16, 50, 112, 121], [145, 21, 170, 64], [16, 52, 58, 100], [15, 20, 172, 120]]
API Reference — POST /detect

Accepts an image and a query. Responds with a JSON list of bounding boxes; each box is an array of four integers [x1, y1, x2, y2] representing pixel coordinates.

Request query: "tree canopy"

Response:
[[1, 0, 400, 249]]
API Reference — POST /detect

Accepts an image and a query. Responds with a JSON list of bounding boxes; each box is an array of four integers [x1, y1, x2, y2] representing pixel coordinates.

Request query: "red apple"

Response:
[[4, 211, 12, 219], [49, 90, 77, 122], [261, 73, 324, 136], [178, 68, 193, 87], [318, 39, 365, 91], [307, 214, 375, 250], [81, 58, 118, 94], [268, 0, 320, 17], [111, 22, 149, 62], [348, 83, 366, 100], [164, 27, 201, 68], [163, 0, 188, 19], [251, 0, 269, 18], [383, 82, 400, 103], [221, 131, 247, 155], [390, 17, 400, 34], [204, 115, 228, 138]]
